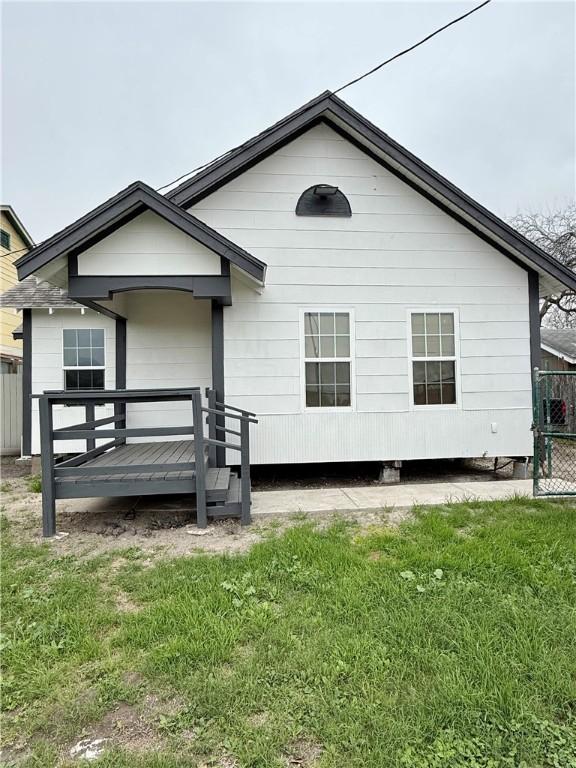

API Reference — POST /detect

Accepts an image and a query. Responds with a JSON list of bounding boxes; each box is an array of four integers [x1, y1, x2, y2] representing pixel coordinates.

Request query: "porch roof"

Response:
[[15, 181, 267, 283]]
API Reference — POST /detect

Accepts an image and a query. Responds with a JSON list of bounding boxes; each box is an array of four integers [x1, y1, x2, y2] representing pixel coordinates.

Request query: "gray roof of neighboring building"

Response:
[[541, 328, 576, 364], [0, 276, 79, 309]]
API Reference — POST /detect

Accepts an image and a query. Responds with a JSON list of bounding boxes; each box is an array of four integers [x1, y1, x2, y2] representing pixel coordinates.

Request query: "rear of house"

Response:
[[3, 92, 575, 519]]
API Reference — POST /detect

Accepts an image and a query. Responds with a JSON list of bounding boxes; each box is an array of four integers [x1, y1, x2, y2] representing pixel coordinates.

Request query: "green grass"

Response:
[[2, 498, 576, 766]]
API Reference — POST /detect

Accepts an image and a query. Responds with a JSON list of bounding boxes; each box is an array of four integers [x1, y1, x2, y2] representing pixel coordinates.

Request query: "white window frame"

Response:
[[61, 328, 106, 390], [299, 307, 356, 413], [406, 308, 461, 411]]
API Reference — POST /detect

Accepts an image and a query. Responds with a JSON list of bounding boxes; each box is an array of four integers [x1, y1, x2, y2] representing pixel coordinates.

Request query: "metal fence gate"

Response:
[[533, 369, 576, 496]]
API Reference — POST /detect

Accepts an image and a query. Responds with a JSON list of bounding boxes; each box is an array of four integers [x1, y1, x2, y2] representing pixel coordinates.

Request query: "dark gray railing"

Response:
[[36, 387, 257, 537], [204, 389, 258, 525]]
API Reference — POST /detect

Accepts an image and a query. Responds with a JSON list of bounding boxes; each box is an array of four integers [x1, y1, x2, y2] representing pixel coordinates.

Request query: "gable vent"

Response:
[[296, 185, 351, 217]]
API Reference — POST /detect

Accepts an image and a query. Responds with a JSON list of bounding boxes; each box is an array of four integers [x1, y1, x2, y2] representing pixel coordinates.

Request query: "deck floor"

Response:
[[58, 440, 203, 484]]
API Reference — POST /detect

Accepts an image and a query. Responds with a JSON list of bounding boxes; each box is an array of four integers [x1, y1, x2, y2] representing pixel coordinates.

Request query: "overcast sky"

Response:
[[2, 0, 574, 243]]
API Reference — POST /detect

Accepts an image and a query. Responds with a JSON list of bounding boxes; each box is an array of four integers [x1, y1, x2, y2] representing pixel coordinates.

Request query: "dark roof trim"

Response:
[[15, 181, 266, 282], [167, 91, 576, 293]]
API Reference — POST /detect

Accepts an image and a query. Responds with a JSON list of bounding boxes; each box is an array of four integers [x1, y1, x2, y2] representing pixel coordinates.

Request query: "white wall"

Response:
[[30, 294, 212, 453], [124, 291, 211, 439], [77, 210, 220, 276], [31, 308, 116, 454], [190, 123, 533, 463]]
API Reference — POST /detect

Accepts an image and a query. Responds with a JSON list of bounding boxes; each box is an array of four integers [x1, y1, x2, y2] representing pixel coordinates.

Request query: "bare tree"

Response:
[[508, 204, 576, 328]]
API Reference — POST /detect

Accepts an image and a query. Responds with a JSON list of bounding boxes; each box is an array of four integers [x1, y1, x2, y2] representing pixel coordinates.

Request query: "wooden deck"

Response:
[[55, 440, 231, 501], [39, 388, 257, 535]]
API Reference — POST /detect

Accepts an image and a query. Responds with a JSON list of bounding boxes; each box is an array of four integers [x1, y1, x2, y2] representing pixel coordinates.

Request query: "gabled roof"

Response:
[[167, 91, 576, 295], [0, 276, 79, 309], [15, 181, 266, 282], [1, 205, 35, 249], [541, 328, 576, 364]]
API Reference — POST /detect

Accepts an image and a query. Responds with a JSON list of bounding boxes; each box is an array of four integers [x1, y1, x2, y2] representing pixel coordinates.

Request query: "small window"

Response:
[[296, 185, 351, 217], [410, 312, 458, 406], [63, 329, 105, 390], [0, 229, 11, 249], [303, 311, 352, 408]]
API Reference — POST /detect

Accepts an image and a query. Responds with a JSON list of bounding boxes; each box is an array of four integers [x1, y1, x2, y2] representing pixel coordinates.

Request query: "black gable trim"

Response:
[[15, 181, 266, 282], [167, 92, 575, 293]]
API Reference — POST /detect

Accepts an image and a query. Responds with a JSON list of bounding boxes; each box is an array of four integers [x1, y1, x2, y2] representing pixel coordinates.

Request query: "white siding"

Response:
[[31, 309, 116, 454], [77, 210, 220, 276], [30, 294, 212, 453], [190, 123, 533, 463], [124, 291, 211, 439]]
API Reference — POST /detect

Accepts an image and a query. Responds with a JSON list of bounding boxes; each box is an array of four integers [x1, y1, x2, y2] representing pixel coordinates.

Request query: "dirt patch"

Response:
[[251, 457, 519, 491], [67, 701, 157, 756], [283, 738, 323, 767], [1, 470, 417, 565], [114, 589, 140, 613], [65, 693, 186, 760], [247, 711, 270, 728], [0, 456, 32, 480]]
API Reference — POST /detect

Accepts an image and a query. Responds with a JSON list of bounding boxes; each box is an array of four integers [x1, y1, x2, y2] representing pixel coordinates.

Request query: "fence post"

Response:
[[39, 396, 56, 537], [85, 403, 95, 452], [192, 391, 207, 528], [206, 388, 216, 468], [532, 368, 540, 496], [240, 418, 251, 525]]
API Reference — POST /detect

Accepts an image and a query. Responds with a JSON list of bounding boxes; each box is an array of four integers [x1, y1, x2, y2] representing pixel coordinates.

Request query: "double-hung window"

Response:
[[303, 311, 353, 408], [63, 329, 105, 390], [410, 312, 458, 406]]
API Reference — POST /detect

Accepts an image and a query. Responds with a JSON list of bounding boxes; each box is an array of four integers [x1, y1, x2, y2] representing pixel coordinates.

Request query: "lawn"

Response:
[[2, 498, 576, 767]]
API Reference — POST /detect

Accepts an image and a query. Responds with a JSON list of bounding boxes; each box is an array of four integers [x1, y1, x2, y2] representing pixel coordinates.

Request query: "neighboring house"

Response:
[[0, 205, 34, 371], [2, 91, 576, 527], [541, 328, 576, 371]]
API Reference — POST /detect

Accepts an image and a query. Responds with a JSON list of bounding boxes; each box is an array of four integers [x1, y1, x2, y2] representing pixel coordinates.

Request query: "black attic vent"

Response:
[[296, 185, 351, 217]]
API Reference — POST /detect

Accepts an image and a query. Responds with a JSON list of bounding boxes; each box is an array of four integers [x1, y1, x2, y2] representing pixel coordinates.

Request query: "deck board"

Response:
[[55, 441, 229, 499], [59, 440, 199, 484]]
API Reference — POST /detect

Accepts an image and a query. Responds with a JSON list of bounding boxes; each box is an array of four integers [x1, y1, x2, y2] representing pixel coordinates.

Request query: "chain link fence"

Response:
[[533, 369, 576, 496]]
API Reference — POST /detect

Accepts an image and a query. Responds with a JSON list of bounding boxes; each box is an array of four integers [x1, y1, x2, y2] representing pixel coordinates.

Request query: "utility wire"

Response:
[[333, 0, 493, 94], [156, 0, 493, 194], [1, 245, 33, 258]]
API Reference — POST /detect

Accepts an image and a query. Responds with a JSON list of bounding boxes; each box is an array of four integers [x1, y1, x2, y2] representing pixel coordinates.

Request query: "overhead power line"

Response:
[[1, 245, 33, 259], [156, 0, 493, 195], [333, 0, 493, 94]]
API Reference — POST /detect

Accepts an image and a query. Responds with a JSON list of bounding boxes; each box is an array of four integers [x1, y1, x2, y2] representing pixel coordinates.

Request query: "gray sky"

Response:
[[2, 0, 575, 244]]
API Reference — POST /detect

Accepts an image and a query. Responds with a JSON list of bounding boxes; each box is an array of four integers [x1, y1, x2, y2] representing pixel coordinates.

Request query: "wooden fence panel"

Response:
[[1, 372, 22, 455]]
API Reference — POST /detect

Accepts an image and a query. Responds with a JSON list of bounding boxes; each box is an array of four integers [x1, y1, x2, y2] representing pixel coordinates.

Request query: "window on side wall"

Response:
[[63, 329, 105, 390], [410, 312, 458, 406], [303, 311, 353, 409]]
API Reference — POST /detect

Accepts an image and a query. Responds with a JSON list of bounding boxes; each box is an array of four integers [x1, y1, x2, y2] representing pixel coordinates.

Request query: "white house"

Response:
[[2, 92, 575, 533]]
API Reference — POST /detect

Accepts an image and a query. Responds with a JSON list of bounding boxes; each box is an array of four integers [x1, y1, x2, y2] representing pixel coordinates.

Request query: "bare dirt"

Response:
[[0, 458, 411, 562]]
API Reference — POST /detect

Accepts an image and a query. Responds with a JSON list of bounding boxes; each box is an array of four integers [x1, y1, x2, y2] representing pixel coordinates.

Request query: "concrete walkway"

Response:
[[251, 479, 533, 516]]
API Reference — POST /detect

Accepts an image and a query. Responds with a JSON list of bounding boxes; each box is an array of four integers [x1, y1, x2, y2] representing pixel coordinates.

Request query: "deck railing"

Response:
[[204, 388, 258, 524], [36, 387, 257, 536]]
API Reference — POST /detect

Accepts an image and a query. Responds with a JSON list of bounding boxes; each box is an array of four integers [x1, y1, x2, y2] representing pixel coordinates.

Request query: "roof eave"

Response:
[[167, 92, 575, 295], [15, 181, 266, 283]]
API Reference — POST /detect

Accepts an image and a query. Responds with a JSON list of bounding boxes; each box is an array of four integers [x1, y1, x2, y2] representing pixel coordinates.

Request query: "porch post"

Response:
[[211, 300, 226, 467], [115, 317, 127, 444], [22, 308, 32, 456]]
